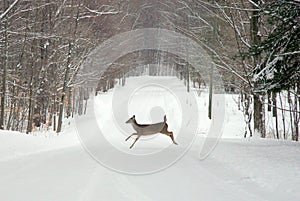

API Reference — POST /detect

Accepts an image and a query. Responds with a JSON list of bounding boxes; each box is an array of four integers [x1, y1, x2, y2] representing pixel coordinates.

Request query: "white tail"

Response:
[[125, 115, 178, 149]]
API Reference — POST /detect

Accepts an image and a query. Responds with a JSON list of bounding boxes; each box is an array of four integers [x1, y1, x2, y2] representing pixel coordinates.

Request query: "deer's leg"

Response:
[[130, 135, 140, 149], [168, 131, 178, 145], [161, 128, 178, 145], [125, 133, 137, 141]]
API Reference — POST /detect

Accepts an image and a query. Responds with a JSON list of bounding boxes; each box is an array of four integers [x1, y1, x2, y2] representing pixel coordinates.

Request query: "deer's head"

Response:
[[126, 115, 136, 124]]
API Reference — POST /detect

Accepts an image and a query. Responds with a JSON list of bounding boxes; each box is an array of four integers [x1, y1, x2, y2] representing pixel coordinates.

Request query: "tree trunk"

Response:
[[208, 63, 213, 120], [26, 86, 33, 134], [53, 94, 57, 131], [253, 94, 265, 137], [186, 64, 190, 93], [279, 92, 286, 139], [298, 82, 300, 141], [251, 0, 265, 138], [0, 0, 8, 130], [288, 90, 294, 139], [56, 42, 71, 133], [272, 92, 279, 139], [293, 84, 299, 141], [6, 83, 16, 130], [56, 1, 79, 133], [66, 87, 72, 118], [267, 91, 272, 111]]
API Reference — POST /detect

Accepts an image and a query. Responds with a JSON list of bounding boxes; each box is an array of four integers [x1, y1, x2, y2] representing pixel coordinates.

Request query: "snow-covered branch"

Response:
[[277, 51, 300, 56], [0, 0, 19, 20]]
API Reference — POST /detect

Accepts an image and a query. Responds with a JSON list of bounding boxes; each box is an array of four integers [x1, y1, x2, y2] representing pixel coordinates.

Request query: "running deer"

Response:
[[125, 115, 178, 149]]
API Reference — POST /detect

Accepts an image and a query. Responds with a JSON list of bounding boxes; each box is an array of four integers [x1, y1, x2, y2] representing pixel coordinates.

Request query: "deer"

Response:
[[125, 115, 178, 149]]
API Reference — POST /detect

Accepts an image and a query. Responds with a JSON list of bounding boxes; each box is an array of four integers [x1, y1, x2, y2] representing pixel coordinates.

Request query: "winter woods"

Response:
[[0, 0, 299, 140], [0, 0, 122, 133], [213, 0, 300, 140]]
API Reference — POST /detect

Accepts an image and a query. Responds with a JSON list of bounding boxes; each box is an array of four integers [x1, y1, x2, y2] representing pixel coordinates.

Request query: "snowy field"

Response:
[[0, 76, 299, 201]]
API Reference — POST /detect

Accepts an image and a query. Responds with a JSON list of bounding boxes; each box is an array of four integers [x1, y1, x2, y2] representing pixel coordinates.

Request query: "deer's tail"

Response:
[[164, 115, 167, 123]]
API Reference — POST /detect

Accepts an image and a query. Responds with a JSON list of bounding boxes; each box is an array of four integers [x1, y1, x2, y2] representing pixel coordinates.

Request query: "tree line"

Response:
[[0, 0, 299, 140], [0, 0, 123, 133]]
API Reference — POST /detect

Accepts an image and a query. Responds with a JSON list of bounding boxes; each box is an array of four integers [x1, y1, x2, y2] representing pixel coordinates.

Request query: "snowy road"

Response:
[[0, 146, 264, 201], [1, 137, 299, 201]]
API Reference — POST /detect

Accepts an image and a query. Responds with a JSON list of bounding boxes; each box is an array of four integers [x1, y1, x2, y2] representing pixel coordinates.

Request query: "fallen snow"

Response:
[[0, 119, 79, 162], [0, 76, 299, 201]]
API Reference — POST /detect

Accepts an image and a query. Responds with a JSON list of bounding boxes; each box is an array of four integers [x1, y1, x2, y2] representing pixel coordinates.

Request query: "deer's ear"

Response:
[[133, 115, 135, 118]]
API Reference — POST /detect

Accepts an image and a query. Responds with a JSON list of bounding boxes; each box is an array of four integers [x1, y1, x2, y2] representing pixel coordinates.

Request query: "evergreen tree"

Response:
[[251, 0, 300, 92]]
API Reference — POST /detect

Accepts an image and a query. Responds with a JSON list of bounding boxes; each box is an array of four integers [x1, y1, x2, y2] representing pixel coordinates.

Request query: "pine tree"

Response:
[[251, 0, 300, 92]]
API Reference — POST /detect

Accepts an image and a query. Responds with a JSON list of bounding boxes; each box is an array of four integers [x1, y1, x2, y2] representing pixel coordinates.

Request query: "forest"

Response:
[[0, 0, 299, 140]]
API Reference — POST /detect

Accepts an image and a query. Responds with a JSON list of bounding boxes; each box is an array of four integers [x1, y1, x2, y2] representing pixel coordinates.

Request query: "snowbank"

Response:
[[0, 119, 79, 162]]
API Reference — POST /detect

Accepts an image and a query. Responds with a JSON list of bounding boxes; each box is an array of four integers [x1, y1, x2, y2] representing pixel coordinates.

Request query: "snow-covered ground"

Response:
[[0, 76, 299, 201]]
